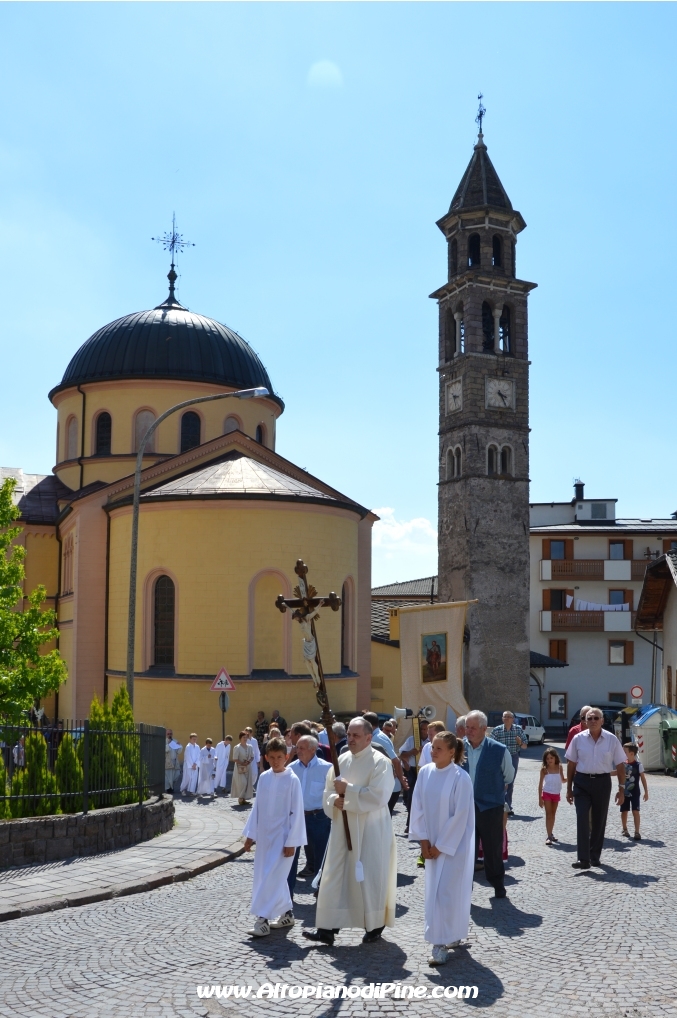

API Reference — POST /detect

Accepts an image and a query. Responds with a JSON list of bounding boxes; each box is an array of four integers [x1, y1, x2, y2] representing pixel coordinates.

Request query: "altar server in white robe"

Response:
[[214, 736, 232, 792], [231, 732, 255, 804], [303, 718, 396, 947], [242, 737, 306, 937], [197, 739, 217, 796], [409, 730, 475, 967], [165, 731, 183, 793], [180, 734, 201, 795], [245, 728, 261, 788]]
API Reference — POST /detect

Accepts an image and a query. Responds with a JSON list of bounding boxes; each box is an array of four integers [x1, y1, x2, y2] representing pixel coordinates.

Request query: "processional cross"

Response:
[[275, 560, 352, 849]]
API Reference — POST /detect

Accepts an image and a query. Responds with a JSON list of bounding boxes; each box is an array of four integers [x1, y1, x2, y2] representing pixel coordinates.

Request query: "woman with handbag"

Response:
[[231, 731, 255, 805]]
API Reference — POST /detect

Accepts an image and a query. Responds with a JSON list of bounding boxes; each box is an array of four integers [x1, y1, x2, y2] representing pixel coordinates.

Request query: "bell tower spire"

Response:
[[432, 114, 537, 712]]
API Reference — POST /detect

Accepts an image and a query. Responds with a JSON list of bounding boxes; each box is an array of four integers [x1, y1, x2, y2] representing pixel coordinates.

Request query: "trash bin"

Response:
[[661, 719, 677, 775], [631, 706, 677, 771]]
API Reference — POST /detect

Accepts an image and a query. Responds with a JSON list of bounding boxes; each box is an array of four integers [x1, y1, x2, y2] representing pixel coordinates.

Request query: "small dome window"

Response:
[[95, 412, 111, 456], [180, 411, 201, 453]]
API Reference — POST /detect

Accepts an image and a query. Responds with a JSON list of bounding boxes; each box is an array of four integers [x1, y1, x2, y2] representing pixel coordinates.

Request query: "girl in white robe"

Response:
[[231, 733, 254, 804], [197, 740, 217, 796], [409, 731, 475, 967], [242, 738, 306, 937], [180, 735, 201, 795], [214, 737, 232, 791]]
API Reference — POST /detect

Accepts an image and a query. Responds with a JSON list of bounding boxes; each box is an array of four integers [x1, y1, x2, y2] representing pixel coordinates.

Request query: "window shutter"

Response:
[[664, 539, 677, 554], [549, 639, 557, 660], [623, 540, 633, 561], [558, 640, 567, 663], [624, 589, 634, 611], [625, 641, 634, 665], [543, 590, 551, 610], [564, 539, 574, 561], [542, 539, 551, 559], [566, 588, 575, 608]]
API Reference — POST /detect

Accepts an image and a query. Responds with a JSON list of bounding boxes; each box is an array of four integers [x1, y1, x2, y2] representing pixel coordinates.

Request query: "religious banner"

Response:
[[399, 602, 472, 727]]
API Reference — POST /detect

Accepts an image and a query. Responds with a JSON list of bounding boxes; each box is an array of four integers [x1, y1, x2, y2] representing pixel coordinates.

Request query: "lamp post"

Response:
[[125, 386, 269, 707]]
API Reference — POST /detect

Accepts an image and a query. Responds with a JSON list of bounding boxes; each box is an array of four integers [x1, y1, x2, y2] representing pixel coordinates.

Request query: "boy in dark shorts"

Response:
[[621, 743, 649, 840]]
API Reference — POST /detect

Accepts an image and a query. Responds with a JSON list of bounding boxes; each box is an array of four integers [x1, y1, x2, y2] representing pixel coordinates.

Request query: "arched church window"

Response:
[[180, 411, 201, 453], [134, 410, 155, 453], [455, 447, 462, 477], [482, 302, 495, 351], [449, 238, 458, 277], [468, 234, 481, 267], [499, 305, 512, 355], [95, 412, 112, 456], [153, 575, 175, 668], [444, 306, 455, 361], [255, 424, 266, 446], [446, 448, 454, 481], [67, 417, 79, 460], [341, 580, 355, 671], [492, 235, 502, 267], [501, 446, 513, 476], [223, 416, 240, 435], [487, 445, 498, 476]]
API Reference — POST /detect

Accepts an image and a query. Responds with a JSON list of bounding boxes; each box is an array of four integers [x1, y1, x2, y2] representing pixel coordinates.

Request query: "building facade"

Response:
[[433, 130, 535, 711], [530, 481, 677, 724]]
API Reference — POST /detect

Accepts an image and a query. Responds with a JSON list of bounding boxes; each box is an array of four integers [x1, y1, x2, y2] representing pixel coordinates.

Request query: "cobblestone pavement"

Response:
[[0, 795, 246, 917], [2, 746, 676, 1017]]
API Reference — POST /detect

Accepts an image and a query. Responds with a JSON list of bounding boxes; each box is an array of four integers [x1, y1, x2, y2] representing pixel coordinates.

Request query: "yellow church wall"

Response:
[[371, 640, 402, 718], [23, 530, 59, 601], [56, 625, 75, 719], [107, 501, 359, 684], [106, 675, 357, 749], [253, 573, 285, 670], [52, 379, 280, 489]]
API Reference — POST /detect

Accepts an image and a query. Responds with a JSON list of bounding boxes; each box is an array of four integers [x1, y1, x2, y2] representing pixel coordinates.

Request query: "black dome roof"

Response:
[[50, 277, 280, 407]]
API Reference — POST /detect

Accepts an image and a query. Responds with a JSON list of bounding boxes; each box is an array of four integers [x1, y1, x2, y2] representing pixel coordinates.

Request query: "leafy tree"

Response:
[[0, 478, 67, 722], [9, 731, 60, 817], [55, 732, 83, 813], [0, 749, 9, 819]]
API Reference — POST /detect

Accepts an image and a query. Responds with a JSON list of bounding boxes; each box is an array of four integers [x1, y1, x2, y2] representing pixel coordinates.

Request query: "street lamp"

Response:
[[125, 386, 269, 706]]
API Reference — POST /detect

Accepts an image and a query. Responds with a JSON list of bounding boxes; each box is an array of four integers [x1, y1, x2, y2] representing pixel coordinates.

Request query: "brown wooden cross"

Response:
[[275, 559, 351, 850]]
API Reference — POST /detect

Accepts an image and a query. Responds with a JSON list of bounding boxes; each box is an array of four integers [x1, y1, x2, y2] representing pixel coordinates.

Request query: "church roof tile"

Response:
[[449, 134, 513, 213]]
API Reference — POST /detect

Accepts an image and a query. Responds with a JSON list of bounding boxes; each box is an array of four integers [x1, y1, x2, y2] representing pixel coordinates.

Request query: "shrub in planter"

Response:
[[55, 732, 83, 813], [10, 731, 60, 817]]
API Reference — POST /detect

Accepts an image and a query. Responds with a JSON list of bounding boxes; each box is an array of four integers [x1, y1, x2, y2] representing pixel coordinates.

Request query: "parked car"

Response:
[[568, 702, 626, 734], [487, 712, 546, 745]]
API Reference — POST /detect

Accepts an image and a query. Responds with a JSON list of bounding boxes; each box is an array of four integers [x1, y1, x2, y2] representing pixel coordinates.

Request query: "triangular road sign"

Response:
[[210, 668, 236, 691]]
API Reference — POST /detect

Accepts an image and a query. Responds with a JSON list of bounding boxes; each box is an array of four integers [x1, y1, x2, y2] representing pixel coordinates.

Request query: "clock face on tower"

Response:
[[446, 379, 462, 413], [485, 377, 515, 409]]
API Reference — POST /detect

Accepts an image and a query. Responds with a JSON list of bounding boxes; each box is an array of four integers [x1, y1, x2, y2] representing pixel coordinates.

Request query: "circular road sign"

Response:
[[630, 685, 644, 699]]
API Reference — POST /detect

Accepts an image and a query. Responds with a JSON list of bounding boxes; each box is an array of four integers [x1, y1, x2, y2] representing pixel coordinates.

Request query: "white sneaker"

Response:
[[429, 945, 448, 966], [269, 911, 295, 929], [247, 917, 270, 937]]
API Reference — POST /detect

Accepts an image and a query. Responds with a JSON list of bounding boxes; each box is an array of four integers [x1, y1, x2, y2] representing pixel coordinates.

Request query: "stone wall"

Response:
[[0, 797, 174, 869]]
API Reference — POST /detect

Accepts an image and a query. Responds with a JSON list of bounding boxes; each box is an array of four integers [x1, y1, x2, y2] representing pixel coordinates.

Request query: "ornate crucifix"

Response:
[[275, 560, 352, 850]]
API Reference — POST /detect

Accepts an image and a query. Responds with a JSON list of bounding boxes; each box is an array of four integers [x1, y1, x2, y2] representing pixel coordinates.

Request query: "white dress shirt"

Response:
[[565, 728, 626, 774], [289, 754, 333, 811]]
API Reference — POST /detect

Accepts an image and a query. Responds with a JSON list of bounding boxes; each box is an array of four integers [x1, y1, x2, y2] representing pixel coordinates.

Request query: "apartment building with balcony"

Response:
[[529, 481, 677, 724]]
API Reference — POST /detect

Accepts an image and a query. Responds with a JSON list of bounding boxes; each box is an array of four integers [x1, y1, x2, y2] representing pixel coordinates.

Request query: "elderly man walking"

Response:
[[303, 718, 396, 946], [566, 708, 626, 869], [463, 710, 514, 899], [490, 712, 526, 815], [288, 735, 333, 890]]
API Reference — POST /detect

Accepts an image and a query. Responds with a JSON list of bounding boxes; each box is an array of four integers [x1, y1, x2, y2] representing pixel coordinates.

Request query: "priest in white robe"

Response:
[[242, 737, 306, 937], [303, 718, 396, 947], [197, 739, 217, 796], [231, 733, 255, 804], [214, 736, 232, 792], [165, 731, 183, 793], [180, 734, 201, 795], [409, 730, 475, 967]]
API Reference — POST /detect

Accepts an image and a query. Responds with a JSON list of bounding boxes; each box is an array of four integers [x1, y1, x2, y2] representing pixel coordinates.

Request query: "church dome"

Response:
[[49, 272, 280, 406]]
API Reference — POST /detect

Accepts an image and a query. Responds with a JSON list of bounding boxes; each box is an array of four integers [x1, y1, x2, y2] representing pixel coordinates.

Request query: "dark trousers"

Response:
[[388, 790, 400, 815], [403, 768, 418, 830], [287, 810, 331, 897], [505, 753, 520, 809], [475, 804, 505, 888], [573, 773, 611, 864]]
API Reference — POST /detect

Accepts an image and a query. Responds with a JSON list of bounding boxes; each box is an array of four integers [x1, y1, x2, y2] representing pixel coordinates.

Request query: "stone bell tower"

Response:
[[431, 124, 536, 712]]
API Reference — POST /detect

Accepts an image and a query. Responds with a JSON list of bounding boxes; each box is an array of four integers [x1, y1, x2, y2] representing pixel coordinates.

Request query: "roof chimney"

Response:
[[574, 479, 585, 502]]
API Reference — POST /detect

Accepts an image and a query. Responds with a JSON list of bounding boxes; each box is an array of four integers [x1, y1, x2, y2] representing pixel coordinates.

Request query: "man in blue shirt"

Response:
[[288, 736, 333, 894], [463, 710, 514, 899]]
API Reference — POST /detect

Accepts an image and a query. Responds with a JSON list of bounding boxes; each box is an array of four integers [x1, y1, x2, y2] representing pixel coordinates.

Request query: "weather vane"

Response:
[[475, 93, 486, 134], [151, 213, 195, 266]]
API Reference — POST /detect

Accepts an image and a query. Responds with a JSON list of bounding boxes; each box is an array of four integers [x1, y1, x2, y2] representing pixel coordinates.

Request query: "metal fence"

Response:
[[0, 720, 166, 819]]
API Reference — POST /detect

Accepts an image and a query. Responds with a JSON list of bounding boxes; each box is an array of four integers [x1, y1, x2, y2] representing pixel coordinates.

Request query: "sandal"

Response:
[[621, 829, 631, 838], [550, 835, 558, 842], [545, 837, 553, 845]]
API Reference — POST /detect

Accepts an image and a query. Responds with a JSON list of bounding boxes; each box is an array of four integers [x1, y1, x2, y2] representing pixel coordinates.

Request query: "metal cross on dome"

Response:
[[151, 213, 195, 264], [275, 560, 352, 849]]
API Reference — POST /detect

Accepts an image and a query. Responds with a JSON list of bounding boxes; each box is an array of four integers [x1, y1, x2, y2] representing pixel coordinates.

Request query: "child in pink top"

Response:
[[538, 748, 565, 845]]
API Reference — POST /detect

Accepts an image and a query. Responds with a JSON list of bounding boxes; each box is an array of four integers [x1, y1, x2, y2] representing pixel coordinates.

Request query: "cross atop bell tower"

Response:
[[431, 116, 537, 712]]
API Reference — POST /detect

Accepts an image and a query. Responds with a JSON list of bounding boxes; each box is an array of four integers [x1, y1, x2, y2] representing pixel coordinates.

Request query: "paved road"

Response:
[[2, 746, 675, 1017]]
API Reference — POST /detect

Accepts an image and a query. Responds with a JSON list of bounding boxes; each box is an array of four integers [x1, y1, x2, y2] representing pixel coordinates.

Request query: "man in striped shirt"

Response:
[[489, 712, 526, 815]]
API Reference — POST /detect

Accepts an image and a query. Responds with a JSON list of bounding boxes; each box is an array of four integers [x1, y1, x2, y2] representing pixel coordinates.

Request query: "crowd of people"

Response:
[[164, 702, 648, 967]]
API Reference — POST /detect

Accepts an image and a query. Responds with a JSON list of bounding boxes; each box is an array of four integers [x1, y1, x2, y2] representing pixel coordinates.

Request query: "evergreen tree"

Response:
[[0, 749, 9, 819], [55, 732, 83, 813], [110, 685, 142, 804], [0, 478, 67, 722], [10, 731, 60, 817]]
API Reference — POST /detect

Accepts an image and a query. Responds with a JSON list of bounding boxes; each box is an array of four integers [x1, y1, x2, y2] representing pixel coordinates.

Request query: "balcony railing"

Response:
[[551, 560, 603, 579], [541, 559, 651, 581], [543, 610, 637, 632]]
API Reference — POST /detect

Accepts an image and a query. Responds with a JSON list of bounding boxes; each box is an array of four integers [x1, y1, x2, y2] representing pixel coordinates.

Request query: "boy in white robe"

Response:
[[180, 734, 201, 795], [245, 728, 261, 789], [197, 739, 217, 796], [214, 736, 232, 793], [409, 730, 475, 967], [242, 737, 306, 938]]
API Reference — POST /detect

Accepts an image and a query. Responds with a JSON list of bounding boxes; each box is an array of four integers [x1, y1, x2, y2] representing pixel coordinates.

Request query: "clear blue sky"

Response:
[[0, 2, 675, 585]]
